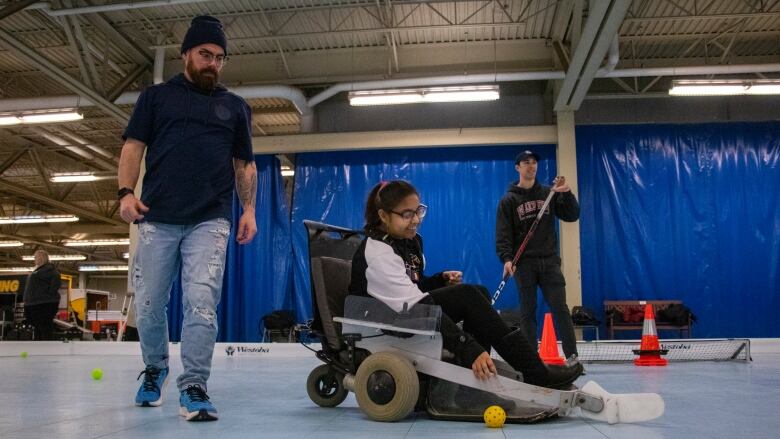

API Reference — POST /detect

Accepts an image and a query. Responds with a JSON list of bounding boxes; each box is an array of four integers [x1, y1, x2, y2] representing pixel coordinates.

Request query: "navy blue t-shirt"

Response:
[[123, 73, 254, 225]]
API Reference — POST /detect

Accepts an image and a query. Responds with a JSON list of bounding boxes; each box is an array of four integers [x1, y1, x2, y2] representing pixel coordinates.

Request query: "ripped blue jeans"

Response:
[[132, 218, 231, 391]]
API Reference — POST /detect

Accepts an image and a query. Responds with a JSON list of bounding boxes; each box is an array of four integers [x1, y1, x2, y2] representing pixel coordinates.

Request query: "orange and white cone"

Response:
[[632, 304, 669, 366], [539, 312, 566, 365]]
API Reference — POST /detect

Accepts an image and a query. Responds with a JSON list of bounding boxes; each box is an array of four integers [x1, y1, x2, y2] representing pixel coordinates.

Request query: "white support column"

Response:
[[153, 47, 165, 84], [555, 110, 582, 310]]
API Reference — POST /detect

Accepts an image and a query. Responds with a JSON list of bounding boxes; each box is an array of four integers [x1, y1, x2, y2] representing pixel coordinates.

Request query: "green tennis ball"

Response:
[[20, 351, 28, 358], [91, 368, 103, 380]]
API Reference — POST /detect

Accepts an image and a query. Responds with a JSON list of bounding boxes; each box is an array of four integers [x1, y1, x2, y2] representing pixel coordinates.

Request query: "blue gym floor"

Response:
[[1, 342, 778, 439]]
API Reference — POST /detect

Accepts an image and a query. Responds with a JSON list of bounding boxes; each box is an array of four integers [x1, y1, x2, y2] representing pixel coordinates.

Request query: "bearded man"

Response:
[[118, 15, 257, 421]]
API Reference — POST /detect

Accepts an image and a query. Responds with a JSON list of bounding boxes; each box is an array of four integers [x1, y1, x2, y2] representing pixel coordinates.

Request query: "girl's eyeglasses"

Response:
[[390, 204, 428, 221]]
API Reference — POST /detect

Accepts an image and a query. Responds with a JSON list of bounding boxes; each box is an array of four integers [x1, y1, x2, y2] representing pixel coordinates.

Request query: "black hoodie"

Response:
[[122, 73, 254, 225], [495, 181, 579, 263], [23, 263, 61, 306]]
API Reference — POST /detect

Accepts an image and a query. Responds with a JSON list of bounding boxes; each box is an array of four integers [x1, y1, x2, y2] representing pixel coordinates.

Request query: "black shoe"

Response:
[[493, 329, 549, 384], [540, 361, 584, 390], [494, 329, 585, 389]]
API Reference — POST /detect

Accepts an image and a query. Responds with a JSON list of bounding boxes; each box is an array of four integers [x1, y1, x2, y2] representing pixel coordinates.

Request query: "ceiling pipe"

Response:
[[153, 47, 166, 84], [307, 63, 780, 107], [563, 0, 632, 110], [307, 71, 567, 107], [0, 86, 313, 132], [2, 63, 780, 132], [148, 49, 313, 130], [604, 35, 619, 73], [27, 0, 213, 16]]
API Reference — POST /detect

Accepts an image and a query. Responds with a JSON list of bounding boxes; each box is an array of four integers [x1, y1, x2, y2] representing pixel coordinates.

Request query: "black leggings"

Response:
[[419, 284, 513, 364]]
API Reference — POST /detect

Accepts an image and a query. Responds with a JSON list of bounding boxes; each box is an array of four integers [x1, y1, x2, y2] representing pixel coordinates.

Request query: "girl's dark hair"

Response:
[[364, 180, 418, 233]]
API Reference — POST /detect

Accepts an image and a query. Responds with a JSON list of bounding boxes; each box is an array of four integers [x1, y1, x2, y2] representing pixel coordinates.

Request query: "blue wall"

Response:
[[167, 154, 292, 342], [160, 121, 779, 341], [577, 122, 780, 338], [289, 145, 557, 322]]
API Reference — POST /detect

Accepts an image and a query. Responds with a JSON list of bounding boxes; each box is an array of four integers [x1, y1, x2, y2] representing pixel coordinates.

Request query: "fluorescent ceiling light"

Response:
[[0, 267, 34, 273], [0, 111, 83, 126], [50, 172, 111, 183], [669, 79, 780, 96], [0, 215, 79, 224], [122, 252, 129, 259], [349, 85, 500, 106], [79, 265, 128, 272], [64, 238, 130, 247], [0, 240, 24, 247], [22, 254, 86, 261], [281, 169, 295, 177]]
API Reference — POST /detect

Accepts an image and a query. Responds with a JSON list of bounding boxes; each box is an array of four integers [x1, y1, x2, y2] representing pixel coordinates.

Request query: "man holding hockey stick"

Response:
[[495, 150, 580, 359]]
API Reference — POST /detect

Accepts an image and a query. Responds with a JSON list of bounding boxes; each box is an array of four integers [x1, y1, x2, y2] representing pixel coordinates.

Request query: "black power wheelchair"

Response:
[[301, 221, 664, 424]]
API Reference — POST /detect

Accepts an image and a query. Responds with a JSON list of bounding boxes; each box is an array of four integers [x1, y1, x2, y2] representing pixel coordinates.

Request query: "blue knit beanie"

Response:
[[181, 15, 227, 55]]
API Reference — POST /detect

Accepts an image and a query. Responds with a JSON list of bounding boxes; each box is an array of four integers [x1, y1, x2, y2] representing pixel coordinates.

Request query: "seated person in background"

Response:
[[348, 180, 583, 389]]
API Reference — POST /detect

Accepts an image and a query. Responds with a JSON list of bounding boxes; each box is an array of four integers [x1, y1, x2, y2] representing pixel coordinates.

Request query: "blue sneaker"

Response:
[[134, 366, 169, 407], [179, 385, 218, 421]]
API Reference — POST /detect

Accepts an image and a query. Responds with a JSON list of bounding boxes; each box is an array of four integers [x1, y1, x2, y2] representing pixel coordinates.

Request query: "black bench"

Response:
[[604, 300, 692, 339]]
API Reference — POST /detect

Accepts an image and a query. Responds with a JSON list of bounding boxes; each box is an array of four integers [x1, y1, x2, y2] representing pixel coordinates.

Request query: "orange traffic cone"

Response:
[[632, 304, 669, 366], [538, 313, 566, 365]]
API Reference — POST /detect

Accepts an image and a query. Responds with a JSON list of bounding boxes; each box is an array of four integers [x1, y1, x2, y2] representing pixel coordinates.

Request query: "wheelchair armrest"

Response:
[[334, 316, 438, 336]]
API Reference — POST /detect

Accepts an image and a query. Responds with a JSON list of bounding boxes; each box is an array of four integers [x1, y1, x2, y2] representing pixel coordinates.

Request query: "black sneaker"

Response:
[[543, 361, 585, 390]]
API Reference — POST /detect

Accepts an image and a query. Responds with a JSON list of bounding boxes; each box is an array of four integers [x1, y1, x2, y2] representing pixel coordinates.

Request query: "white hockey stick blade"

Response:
[[578, 381, 664, 424]]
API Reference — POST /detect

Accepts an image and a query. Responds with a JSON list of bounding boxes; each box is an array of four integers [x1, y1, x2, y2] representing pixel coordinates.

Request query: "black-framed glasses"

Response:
[[390, 204, 428, 221], [197, 49, 228, 66]]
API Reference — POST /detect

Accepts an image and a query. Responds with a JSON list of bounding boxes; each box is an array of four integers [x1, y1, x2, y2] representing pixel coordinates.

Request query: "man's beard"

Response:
[[186, 60, 219, 90]]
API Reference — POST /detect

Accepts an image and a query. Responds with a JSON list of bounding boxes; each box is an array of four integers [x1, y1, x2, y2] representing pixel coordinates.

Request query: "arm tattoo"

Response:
[[235, 159, 257, 209]]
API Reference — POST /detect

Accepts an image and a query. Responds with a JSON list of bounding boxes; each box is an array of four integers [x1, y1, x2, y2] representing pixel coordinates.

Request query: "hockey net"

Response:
[[573, 339, 751, 363]]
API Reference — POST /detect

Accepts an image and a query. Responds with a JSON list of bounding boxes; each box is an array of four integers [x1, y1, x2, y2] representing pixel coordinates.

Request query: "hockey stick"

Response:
[[491, 183, 558, 305]]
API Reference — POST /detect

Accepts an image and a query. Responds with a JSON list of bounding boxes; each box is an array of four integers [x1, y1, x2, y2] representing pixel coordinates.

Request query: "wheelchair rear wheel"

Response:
[[355, 351, 419, 422]]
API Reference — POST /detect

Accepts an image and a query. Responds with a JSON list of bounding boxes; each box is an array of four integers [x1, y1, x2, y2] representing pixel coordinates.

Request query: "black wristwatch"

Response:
[[117, 187, 134, 200]]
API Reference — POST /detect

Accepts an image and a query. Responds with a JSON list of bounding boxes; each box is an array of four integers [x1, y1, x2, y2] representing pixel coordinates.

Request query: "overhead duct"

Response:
[[3, 64, 780, 132], [554, 0, 632, 111], [0, 85, 313, 132], [27, 0, 212, 16]]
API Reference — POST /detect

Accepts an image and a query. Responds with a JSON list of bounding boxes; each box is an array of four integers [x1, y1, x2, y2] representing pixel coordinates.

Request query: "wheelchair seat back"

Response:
[[305, 220, 364, 350], [310, 256, 353, 350]]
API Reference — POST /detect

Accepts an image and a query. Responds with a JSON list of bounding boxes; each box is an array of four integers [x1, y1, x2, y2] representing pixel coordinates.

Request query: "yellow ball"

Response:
[[483, 405, 506, 428], [20, 351, 28, 358], [91, 368, 103, 381]]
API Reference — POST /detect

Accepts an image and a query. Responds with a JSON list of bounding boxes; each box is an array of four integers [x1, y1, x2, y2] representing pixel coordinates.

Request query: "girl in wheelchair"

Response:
[[349, 180, 583, 389]]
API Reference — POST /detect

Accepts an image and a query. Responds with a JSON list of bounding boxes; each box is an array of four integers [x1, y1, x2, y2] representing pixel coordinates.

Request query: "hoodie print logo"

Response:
[[406, 253, 422, 283], [516, 199, 548, 221], [214, 103, 231, 121]]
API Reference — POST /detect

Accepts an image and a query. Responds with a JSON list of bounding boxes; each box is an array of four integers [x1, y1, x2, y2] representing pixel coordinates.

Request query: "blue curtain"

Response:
[[166, 155, 292, 342], [577, 122, 780, 338], [290, 145, 557, 322]]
